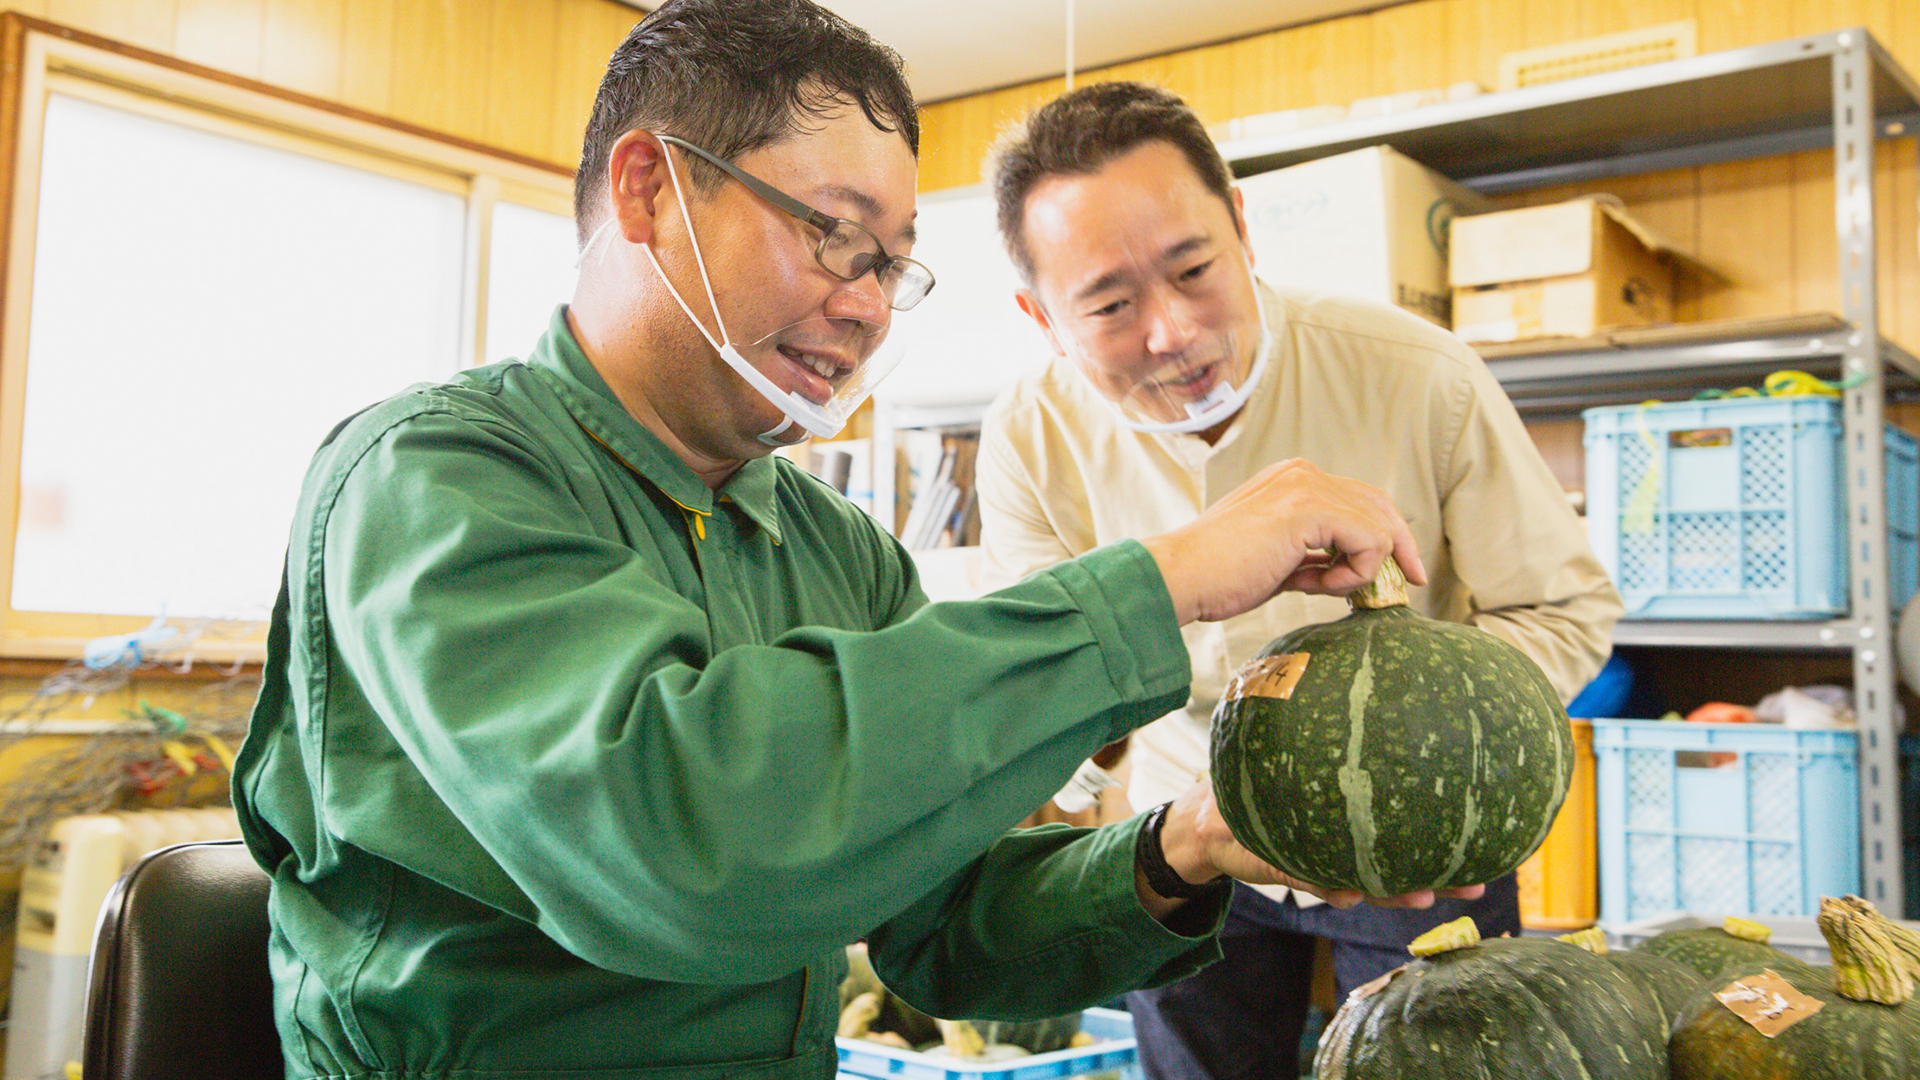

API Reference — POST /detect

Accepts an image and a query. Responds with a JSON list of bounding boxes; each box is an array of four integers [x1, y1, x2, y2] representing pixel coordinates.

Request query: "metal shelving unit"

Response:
[[1221, 28, 1920, 914]]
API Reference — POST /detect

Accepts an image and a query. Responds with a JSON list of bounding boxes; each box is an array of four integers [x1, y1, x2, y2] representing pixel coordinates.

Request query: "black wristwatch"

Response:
[[1135, 801, 1226, 900]]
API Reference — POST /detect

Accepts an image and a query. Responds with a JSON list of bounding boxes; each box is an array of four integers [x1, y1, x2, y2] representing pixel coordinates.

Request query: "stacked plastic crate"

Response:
[[1581, 395, 1919, 926]]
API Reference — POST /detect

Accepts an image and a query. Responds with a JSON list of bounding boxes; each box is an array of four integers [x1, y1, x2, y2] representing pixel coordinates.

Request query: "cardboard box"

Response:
[[1237, 146, 1491, 327], [1450, 197, 1674, 343]]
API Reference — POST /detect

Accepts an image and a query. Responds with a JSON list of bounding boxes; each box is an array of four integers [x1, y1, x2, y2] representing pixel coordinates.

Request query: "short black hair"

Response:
[[573, 0, 920, 244], [991, 81, 1234, 282]]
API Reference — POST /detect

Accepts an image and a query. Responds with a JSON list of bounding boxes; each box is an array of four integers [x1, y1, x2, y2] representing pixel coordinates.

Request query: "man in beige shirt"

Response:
[[976, 82, 1623, 1078]]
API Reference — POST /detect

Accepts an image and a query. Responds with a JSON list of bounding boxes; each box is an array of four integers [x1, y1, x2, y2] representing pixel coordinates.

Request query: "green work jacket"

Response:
[[232, 307, 1224, 1080]]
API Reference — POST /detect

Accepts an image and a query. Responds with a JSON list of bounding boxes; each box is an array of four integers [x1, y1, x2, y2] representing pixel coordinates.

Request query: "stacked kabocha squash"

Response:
[[1666, 896, 1920, 1080], [1312, 899, 1920, 1079]]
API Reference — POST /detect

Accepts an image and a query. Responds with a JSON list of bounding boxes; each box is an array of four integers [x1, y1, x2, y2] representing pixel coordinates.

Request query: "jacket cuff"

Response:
[[1043, 540, 1191, 706]]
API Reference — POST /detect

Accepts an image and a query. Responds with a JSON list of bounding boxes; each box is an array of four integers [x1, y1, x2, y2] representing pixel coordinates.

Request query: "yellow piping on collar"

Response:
[[575, 417, 712, 541]]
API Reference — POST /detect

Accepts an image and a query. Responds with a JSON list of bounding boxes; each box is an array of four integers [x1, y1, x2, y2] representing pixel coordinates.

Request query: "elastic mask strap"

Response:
[[758, 416, 797, 445], [644, 143, 734, 354], [642, 141, 820, 446], [575, 217, 619, 269]]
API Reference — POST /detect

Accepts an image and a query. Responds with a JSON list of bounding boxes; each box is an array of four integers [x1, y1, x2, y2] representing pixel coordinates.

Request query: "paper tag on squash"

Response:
[[1714, 969, 1824, 1037], [1224, 653, 1311, 701], [1349, 963, 1408, 1001]]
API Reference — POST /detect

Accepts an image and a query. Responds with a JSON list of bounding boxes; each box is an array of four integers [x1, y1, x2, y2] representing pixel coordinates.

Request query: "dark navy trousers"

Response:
[[1126, 873, 1521, 1079]]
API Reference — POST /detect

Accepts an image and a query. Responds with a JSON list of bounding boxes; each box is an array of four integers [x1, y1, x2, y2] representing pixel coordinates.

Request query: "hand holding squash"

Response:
[[1140, 457, 1427, 625], [1135, 781, 1486, 921]]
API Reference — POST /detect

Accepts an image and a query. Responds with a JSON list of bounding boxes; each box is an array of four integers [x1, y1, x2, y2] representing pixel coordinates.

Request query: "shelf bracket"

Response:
[[1833, 34, 1904, 918]]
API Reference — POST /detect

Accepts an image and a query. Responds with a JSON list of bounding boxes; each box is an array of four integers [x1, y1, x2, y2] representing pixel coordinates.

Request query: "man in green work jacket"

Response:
[[232, 1, 1471, 1077]]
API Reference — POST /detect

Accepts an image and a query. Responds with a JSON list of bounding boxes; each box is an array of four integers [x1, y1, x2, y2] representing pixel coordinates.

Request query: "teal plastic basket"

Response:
[[836, 1007, 1139, 1080], [1593, 719, 1859, 924], [1583, 396, 1920, 619]]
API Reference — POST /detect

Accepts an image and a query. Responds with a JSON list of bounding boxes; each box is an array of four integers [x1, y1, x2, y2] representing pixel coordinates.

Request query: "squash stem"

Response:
[[1408, 916, 1481, 956], [1349, 556, 1411, 611], [1819, 894, 1915, 1005]]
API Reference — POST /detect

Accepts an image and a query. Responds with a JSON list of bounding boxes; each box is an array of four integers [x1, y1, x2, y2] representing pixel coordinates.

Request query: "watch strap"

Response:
[[1135, 801, 1226, 901]]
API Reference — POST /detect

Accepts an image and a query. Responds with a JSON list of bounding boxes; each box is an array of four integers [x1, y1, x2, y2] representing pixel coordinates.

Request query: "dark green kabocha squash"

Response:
[[1211, 559, 1574, 894], [1313, 918, 1676, 1079], [1667, 898, 1920, 1080], [1632, 915, 1803, 981], [1559, 925, 1709, 1027]]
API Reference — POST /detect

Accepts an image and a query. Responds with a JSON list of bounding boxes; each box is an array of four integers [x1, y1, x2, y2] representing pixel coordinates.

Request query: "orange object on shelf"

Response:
[[1685, 701, 1759, 724], [1684, 702, 1757, 765], [1517, 719, 1598, 930]]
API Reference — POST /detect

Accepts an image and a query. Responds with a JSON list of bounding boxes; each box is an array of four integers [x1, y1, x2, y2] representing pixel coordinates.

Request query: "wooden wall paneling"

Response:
[[389, 0, 487, 146], [339, 0, 394, 117], [1271, 15, 1378, 111], [1437, 0, 1524, 96], [1894, 0, 1920, 94], [1696, 0, 1790, 53], [1871, 137, 1915, 352], [1585, 0, 1701, 47], [262, 0, 344, 102], [911, 103, 966, 192], [483, 0, 559, 163], [1369, 0, 1453, 97], [1600, 167, 1706, 317], [1106, 37, 1237, 127], [1486, 175, 1605, 210], [1182, 38, 1243, 130], [1523, 416, 1585, 493], [917, 79, 1063, 193], [1788, 0, 1868, 40], [548, 0, 617, 171], [1859, 0, 1904, 71], [174, 0, 265, 80], [48, 0, 175, 54], [1692, 157, 1797, 324], [1219, 25, 1301, 120], [1512, 0, 1588, 63], [1790, 147, 1844, 320], [1892, 141, 1917, 355], [1219, 31, 1284, 122]]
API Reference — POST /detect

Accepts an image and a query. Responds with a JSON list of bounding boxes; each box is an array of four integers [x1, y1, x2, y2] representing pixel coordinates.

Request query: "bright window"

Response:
[[0, 24, 575, 661], [487, 201, 579, 363]]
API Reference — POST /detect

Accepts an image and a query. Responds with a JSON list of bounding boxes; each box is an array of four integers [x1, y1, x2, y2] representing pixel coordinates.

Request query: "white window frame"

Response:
[[0, 16, 575, 663]]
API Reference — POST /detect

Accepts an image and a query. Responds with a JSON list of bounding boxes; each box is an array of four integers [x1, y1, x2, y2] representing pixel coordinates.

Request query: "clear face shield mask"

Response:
[[578, 145, 907, 446], [1049, 248, 1272, 435]]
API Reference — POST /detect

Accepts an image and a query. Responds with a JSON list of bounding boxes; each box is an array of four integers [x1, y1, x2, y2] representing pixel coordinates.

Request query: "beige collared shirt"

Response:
[[977, 284, 1623, 897]]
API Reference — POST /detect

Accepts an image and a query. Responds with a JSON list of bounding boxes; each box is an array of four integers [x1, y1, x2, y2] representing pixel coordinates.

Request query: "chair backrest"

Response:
[[82, 839, 283, 1080]]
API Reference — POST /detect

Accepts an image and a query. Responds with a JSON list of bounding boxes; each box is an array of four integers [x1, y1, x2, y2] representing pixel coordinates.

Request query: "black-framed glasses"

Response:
[[657, 134, 934, 311]]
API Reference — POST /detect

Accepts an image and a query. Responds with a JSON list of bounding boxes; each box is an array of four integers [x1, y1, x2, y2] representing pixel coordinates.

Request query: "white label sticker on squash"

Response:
[[1714, 969, 1824, 1037], [1225, 653, 1311, 701]]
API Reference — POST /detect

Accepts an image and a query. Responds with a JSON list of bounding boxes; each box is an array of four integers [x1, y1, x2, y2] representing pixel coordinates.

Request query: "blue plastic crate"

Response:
[[1583, 396, 1920, 619], [1593, 719, 1859, 925], [836, 1007, 1140, 1080]]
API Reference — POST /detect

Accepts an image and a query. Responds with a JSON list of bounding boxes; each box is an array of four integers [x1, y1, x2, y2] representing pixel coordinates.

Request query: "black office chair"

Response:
[[82, 839, 284, 1080]]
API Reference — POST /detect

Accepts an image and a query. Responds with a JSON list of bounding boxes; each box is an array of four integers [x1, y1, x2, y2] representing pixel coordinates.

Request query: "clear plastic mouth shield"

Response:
[[582, 142, 906, 444], [1050, 246, 1272, 435]]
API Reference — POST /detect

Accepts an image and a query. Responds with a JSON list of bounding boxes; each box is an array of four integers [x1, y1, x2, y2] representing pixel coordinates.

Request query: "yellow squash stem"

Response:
[[1555, 926, 1609, 954], [1409, 916, 1481, 957], [1824, 894, 1920, 980], [936, 1018, 985, 1058], [1722, 916, 1774, 944], [1348, 555, 1411, 611], [1819, 894, 1915, 1005]]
